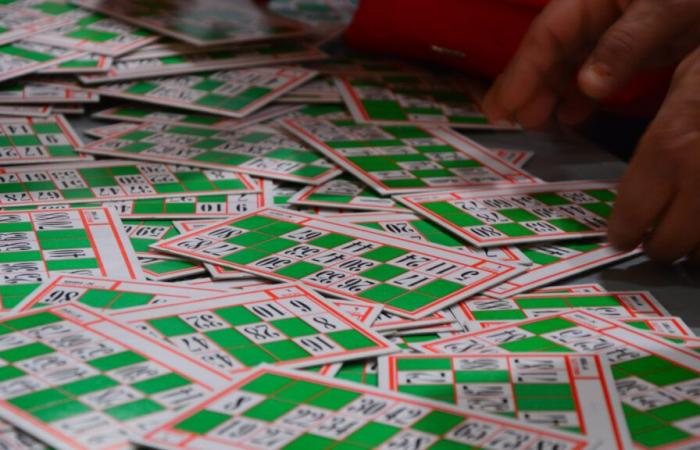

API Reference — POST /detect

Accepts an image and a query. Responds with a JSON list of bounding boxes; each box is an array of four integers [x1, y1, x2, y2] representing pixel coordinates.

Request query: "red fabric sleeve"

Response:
[[344, 0, 672, 117]]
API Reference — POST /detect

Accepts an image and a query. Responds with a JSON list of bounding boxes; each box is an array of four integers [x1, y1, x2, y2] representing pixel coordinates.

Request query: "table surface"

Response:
[[71, 107, 700, 327]]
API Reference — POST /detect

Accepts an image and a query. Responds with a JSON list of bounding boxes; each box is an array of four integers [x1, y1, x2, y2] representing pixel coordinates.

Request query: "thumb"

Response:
[[578, 0, 677, 99]]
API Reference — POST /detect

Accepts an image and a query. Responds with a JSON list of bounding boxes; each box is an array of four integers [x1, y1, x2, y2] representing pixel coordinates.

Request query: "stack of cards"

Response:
[[0, 0, 692, 449]]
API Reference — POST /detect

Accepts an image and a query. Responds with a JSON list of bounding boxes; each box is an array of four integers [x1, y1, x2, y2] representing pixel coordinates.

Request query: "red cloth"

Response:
[[344, 0, 671, 117]]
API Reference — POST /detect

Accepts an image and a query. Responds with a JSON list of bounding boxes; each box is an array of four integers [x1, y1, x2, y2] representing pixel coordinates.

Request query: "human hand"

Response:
[[607, 47, 700, 263], [482, 0, 700, 128]]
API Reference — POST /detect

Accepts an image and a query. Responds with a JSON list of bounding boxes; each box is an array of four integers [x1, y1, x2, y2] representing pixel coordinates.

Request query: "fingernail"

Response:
[[580, 62, 614, 98]]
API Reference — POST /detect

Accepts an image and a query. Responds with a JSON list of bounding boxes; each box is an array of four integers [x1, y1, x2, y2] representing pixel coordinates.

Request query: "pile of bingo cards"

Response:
[[0, 1, 693, 449]]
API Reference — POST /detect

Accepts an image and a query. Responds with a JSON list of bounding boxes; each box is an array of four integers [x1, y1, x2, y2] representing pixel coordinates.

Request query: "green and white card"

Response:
[[109, 283, 398, 376], [12, 274, 225, 313], [139, 255, 205, 282], [27, 6, 158, 56], [74, 0, 308, 46], [0, 40, 83, 82], [136, 365, 590, 450], [0, 208, 144, 311], [333, 212, 532, 266], [378, 353, 632, 449], [396, 180, 618, 247], [282, 117, 538, 194], [79, 41, 326, 83], [415, 310, 700, 450], [0, 115, 87, 165], [93, 103, 299, 131], [91, 67, 317, 118], [151, 207, 525, 319], [451, 291, 670, 327], [0, 2, 75, 45], [80, 123, 342, 185], [39, 51, 111, 74], [335, 73, 518, 130], [0, 303, 229, 450], [290, 175, 406, 212], [0, 81, 98, 103], [484, 240, 642, 298], [0, 160, 257, 208]]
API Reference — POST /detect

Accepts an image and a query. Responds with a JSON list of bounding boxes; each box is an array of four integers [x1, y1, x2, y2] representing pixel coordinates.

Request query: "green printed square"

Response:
[[327, 329, 376, 350], [241, 373, 294, 395], [0, 221, 32, 232], [3, 311, 61, 331], [361, 264, 407, 282], [649, 400, 700, 422], [10, 134, 40, 146], [266, 148, 318, 164], [346, 422, 400, 446], [499, 336, 569, 353], [306, 388, 360, 411], [307, 233, 355, 249], [244, 398, 296, 422], [32, 400, 91, 423], [255, 238, 297, 253], [0, 366, 23, 382], [110, 292, 155, 310], [258, 221, 302, 236], [88, 351, 147, 371], [412, 410, 464, 435], [274, 380, 327, 403], [639, 367, 698, 386], [230, 345, 276, 366], [175, 410, 230, 434], [634, 426, 690, 448], [215, 305, 261, 326], [0, 342, 53, 362], [585, 189, 617, 202], [105, 398, 164, 421], [228, 231, 273, 246], [567, 295, 621, 307], [583, 202, 613, 218], [493, 223, 536, 237], [231, 215, 278, 230], [415, 279, 463, 298], [516, 396, 575, 411], [359, 284, 407, 303], [46, 258, 99, 272], [499, 208, 540, 222], [275, 261, 324, 279], [61, 375, 118, 396], [133, 373, 190, 394], [454, 370, 510, 383], [398, 384, 454, 401], [0, 251, 42, 264], [222, 248, 270, 265], [126, 82, 158, 95], [32, 122, 62, 134], [262, 340, 310, 361], [386, 291, 435, 312], [9, 388, 67, 410], [520, 317, 577, 334], [548, 218, 591, 232], [531, 193, 570, 206], [270, 317, 317, 338], [472, 310, 527, 321], [382, 179, 428, 189], [77, 290, 118, 309], [292, 165, 330, 179], [362, 246, 408, 262], [206, 328, 251, 349], [396, 358, 452, 371], [283, 434, 335, 450]]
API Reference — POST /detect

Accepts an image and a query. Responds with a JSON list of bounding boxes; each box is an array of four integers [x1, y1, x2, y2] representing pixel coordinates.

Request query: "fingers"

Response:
[[578, 0, 684, 99], [608, 48, 700, 260], [644, 178, 700, 263], [484, 0, 619, 125]]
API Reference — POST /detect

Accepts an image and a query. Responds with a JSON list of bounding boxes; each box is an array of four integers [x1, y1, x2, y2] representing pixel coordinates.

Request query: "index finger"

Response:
[[483, 0, 620, 123]]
